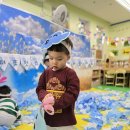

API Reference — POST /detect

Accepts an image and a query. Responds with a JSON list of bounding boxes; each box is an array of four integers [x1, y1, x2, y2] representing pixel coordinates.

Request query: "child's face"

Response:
[[48, 51, 69, 71]]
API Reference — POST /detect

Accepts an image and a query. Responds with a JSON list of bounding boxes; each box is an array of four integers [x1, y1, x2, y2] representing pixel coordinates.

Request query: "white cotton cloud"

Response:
[[26, 44, 43, 54], [3, 15, 48, 39], [33, 72, 42, 85], [23, 88, 37, 99], [11, 88, 24, 102], [69, 35, 85, 51]]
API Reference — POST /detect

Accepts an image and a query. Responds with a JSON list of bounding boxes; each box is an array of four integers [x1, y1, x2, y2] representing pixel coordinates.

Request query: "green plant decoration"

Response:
[[124, 40, 129, 46], [111, 50, 118, 56]]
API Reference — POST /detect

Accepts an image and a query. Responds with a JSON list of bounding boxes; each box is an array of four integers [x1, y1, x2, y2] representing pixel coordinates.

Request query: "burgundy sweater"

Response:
[[36, 67, 80, 127]]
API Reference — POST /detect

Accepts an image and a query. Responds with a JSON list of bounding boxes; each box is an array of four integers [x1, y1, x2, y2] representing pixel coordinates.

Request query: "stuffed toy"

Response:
[[42, 95, 55, 115]]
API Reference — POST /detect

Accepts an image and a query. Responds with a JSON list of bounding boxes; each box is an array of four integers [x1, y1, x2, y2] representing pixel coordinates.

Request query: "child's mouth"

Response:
[[52, 66, 57, 71]]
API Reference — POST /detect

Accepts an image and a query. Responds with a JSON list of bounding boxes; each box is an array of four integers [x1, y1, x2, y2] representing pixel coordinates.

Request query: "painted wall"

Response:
[[109, 22, 130, 38], [3, 0, 109, 45], [3, 0, 130, 60], [105, 22, 130, 60]]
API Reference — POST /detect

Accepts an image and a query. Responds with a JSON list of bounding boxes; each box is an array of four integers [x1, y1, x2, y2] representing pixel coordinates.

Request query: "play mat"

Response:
[[0, 86, 130, 130]]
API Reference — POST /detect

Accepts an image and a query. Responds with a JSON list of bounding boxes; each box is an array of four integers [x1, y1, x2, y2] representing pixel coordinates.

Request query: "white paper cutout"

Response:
[[9, 54, 20, 71], [20, 55, 31, 70], [0, 53, 9, 71], [30, 55, 41, 69]]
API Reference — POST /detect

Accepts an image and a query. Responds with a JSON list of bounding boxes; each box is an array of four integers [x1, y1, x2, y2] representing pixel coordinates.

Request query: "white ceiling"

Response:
[[64, 0, 130, 24]]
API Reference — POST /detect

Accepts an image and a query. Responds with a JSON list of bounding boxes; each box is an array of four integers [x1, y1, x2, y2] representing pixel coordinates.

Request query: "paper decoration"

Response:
[[9, 54, 20, 71], [70, 57, 96, 69], [0, 53, 96, 71], [84, 58, 90, 68], [30, 55, 42, 69], [0, 53, 9, 71], [0, 53, 44, 71], [0, 72, 7, 83], [38, 55, 43, 63], [20, 55, 31, 70]]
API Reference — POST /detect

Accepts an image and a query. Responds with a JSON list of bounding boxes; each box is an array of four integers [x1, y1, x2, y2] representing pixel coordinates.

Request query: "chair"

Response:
[[115, 69, 126, 87], [105, 69, 115, 85]]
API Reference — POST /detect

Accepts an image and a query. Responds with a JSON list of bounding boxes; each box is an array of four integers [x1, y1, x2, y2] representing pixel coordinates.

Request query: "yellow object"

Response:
[[21, 109, 32, 115], [118, 107, 126, 112], [123, 48, 130, 54], [123, 125, 130, 130], [84, 88, 107, 93], [11, 123, 33, 130], [101, 124, 111, 129], [75, 114, 90, 130], [100, 110, 109, 116]]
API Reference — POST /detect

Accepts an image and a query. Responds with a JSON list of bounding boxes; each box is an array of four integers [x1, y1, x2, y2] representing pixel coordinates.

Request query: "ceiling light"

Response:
[[116, 0, 130, 12]]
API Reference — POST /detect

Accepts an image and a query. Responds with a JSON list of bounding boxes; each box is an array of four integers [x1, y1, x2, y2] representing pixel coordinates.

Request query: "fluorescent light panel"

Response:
[[116, 0, 130, 12]]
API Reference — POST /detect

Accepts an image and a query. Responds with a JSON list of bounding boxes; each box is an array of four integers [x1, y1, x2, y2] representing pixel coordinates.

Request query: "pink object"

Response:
[[0, 73, 7, 83], [42, 96, 55, 115], [43, 104, 54, 115]]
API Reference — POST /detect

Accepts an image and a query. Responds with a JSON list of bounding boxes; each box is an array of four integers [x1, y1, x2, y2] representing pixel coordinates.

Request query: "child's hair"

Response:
[[43, 52, 49, 63], [106, 58, 109, 63], [0, 85, 11, 99], [47, 38, 73, 55]]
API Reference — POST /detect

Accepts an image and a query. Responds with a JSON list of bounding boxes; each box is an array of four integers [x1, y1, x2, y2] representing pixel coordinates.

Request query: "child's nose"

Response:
[[53, 60, 57, 65]]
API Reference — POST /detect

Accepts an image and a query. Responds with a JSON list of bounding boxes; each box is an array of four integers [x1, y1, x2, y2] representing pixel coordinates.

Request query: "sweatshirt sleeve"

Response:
[[36, 71, 48, 102], [53, 70, 80, 110], [15, 102, 21, 119]]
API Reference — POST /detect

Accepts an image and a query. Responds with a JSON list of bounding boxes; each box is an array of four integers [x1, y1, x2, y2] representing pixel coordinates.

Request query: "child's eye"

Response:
[[58, 59, 62, 61], [49, 58, 53, 60]]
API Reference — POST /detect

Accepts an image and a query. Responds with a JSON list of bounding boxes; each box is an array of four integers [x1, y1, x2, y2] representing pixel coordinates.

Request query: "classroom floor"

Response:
[[2, 85, 130, 130], [75, 85, 130, 130]]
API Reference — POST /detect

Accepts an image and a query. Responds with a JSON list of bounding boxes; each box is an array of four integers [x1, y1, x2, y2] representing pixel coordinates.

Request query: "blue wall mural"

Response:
[[0, 4, 91, 129], [0, 4, 91, 57]]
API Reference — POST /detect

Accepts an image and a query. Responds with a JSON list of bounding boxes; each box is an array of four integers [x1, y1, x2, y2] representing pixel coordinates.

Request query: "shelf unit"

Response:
[[91, 49, 102, 59], [109, 59, 129, 68], [91, 68, 102, 87]]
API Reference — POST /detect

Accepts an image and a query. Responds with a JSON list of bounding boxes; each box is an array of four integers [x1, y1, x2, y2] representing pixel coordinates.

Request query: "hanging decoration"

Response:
[[9, 54, 21, 71], [124, 37, 130, 46], [78, 18, 91, 39], [30, 55, 43, 69], [94, 25, 107, 50], [20, 55, 32, 70], [121, 37, 126, 45], [0, 53, 9, 71], [114, 37, 120, 46], [0, 53, 43, 71], [70, 57, 96, 69]]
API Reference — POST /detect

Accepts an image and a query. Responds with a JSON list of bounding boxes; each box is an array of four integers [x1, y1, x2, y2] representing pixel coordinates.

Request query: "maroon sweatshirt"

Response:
[[36, 67, 80, 127]]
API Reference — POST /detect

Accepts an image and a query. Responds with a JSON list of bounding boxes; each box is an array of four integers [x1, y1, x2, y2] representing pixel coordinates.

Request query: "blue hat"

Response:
[[42, 31, 71, 53]]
